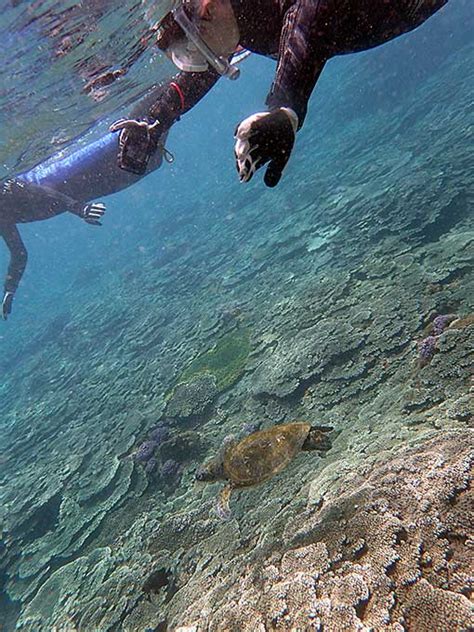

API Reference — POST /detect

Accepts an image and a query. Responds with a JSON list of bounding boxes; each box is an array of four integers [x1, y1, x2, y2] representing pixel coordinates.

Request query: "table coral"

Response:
[[166, 373, 218, 419]]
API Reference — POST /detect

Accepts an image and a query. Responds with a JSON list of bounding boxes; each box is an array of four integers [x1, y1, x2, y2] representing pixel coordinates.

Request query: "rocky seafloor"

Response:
[[0, 32, 473, 632]]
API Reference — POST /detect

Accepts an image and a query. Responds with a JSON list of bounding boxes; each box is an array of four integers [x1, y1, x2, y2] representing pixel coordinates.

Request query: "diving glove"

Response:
[[234, 107, 298, 187], [2, 291, 14, 320], [82, 202, 106, 226], [110, 118, 162, 175]]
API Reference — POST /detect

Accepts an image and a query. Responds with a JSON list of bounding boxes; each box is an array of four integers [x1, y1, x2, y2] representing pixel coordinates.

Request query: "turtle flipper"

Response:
[[302, 425, 334, 453], [214, 484, 233, 521]]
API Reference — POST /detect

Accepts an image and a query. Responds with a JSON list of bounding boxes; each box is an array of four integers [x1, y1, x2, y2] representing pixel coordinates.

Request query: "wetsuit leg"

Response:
[[0, 223, 28, 293]]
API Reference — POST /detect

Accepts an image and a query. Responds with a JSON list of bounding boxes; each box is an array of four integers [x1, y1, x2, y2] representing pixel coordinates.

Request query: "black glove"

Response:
[[234, 108, 298, 187], [82, 202, 106, 226], [109, 118, 162, 175], [2, 291, 14, 320]]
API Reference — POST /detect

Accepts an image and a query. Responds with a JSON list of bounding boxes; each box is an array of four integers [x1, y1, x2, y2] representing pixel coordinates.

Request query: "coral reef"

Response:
[[165, 433, 472, 631], [166, 373, 218, 419], [0, 23, 472, 632], [180, 329, 251, 392]]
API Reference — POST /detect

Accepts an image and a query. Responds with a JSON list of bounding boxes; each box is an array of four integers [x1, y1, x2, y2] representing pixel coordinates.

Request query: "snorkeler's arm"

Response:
[[3, 178, 78, 219], [0, 223, 28, 294], [234, 1, 331, 186], [24, 179, 81, 215], [266, 0, 330, 127], [110, 70, 220, 174], [147, 69, 221, 129]]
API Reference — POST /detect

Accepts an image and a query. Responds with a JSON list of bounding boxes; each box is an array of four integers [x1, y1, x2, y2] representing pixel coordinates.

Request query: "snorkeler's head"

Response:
[[156, 0, 240, 78]]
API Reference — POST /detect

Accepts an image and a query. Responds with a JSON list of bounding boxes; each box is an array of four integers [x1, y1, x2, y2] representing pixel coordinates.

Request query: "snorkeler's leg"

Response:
[[0, 223, 27, 320]]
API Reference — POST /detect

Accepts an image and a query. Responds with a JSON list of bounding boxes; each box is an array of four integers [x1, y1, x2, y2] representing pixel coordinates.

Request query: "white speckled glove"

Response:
[[234, 107, 298, 187]]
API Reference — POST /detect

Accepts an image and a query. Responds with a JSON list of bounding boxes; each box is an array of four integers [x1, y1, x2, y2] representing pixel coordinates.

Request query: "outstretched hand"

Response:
[[234, 108, 298, 187], [2, 291, 14, 320], [82, 202, 106, 226]]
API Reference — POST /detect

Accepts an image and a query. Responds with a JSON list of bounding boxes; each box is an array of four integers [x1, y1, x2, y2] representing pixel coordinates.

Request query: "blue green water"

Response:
[[0, 1, 472, 630], [1, 1, 469, 342]]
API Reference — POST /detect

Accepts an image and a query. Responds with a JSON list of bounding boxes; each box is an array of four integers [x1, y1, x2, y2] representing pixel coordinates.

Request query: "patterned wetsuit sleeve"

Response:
[[0, 224, 28, 293], [148, 69, 220, 129], [266, 0, 333, 127]]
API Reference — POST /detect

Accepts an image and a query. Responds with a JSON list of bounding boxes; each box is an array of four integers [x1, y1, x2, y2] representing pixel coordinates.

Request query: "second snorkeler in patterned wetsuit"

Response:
[[0, 87, 171, 320], [112, 0, 449, 186]]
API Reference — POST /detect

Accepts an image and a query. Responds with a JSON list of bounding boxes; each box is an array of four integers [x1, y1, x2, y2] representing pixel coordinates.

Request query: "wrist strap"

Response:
[[148, 82, 184, 124], [170, 82, 185, 111]]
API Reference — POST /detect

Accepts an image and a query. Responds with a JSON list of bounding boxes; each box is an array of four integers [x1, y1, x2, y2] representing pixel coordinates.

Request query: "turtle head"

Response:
[[195, 434, 236, 482], [195, 456, 225, 482], [302, 425, 334, 453]]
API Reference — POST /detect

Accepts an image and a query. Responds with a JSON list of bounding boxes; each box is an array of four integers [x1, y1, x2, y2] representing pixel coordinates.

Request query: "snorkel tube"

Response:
[[172, 4, 240, 80]]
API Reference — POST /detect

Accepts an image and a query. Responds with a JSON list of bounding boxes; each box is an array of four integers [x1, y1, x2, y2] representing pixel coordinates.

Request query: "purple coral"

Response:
[[144, 457, 158, 474], [416, 313, 458, 366], [135, 440, 157, 463], [417, 336, 437, 366], [149, 425, 170, 444], [160, 459, 180, 480], [242, 421, 261, 435], [432, 313, 457, 336]]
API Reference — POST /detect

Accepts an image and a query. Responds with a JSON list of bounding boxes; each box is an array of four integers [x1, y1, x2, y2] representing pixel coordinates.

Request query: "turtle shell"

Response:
[[223, 422, 311, 488]]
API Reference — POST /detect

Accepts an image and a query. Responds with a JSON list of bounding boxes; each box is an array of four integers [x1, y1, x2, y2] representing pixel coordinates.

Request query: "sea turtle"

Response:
[[195, 422, 333, 520]]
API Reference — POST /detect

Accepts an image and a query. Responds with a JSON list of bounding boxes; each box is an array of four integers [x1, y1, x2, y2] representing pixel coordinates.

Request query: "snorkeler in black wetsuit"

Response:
[[112, 0, 449, 186]]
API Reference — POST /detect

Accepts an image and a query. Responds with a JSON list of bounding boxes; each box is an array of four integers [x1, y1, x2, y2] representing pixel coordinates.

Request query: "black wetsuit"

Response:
[[0, 223, 28, 295], [149, 0, 448, 128]]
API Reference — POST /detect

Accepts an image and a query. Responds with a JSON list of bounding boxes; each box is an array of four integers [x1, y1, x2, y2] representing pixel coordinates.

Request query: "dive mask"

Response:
[[156, 0, 240, 79]]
